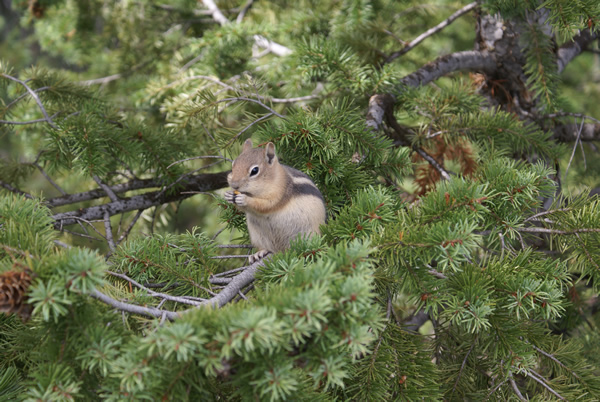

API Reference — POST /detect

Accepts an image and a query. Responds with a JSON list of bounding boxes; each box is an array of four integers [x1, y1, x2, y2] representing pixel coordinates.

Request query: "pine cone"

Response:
[[0, 270, 34, 321]]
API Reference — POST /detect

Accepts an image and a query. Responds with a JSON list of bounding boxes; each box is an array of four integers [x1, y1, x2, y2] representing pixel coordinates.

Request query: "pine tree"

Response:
[[1, 0, 600, 400]]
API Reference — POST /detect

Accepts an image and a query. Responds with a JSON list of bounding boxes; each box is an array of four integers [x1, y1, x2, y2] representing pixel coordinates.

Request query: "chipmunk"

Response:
[[224, 139, 326, 263]]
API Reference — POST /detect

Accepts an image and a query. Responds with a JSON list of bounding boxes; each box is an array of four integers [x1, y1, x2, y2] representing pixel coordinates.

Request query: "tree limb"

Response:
[[399, 50, 496, 89], [557, 29, 600, 74], [0, 180, 34, 199], [52, 171, 229, 228], [90, 288, 181, 320]]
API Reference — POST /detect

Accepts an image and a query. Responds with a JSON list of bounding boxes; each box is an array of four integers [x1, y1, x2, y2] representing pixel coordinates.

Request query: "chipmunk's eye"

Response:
[[249, 166, 259, 177]]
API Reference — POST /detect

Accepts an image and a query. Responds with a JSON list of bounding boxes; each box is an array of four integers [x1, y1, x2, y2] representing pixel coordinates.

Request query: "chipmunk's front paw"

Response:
[[249, 249, 271, 264], [224, 190, 236, 203], [224, 190, 247, 206]]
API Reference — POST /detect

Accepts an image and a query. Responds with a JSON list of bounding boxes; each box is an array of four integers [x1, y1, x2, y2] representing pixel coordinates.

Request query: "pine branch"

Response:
[[384, 2, 478, 64]]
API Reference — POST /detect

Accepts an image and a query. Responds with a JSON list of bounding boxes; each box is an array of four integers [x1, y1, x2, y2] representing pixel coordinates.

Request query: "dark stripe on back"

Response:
[[294, 183, 325, 202]]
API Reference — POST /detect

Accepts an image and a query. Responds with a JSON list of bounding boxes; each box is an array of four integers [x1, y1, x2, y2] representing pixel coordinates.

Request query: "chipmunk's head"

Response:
[[227, 139, 281, 196]]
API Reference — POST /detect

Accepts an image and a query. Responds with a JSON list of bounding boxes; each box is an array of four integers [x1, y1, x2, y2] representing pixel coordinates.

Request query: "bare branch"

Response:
[[197, 259, 263, 308], [93, 175, 119, 202], [236, 0, 254, 24], [557, 29, 600, 74], [509, 375, 527, 402], [524, 208, 571, 223], [116, 210, 144, 246], [527, 369, 565, 400], [452, 335, 478, 394], [400, 50, 496, 89], [90, 288, 180, 320], [106, 271, 208, 306], [52, 171, 229, 228], [517, 227, 600, 235], [385, 2, 478, 64], [0, 115, 59, 126], [79, 73, 123, 86], [0, 180, 34, 199], [529, 343, 583, 382], [201, 0, 229, 25], [33, 162, 66, 195], [46, 177, 163, 208], [564, 117, 585, 179]]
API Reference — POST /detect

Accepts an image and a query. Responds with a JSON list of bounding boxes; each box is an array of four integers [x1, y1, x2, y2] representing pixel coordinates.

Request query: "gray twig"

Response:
[[93, 175, 119, 202], [527, 369, 565, 400], [1, 73, 58, 129], [104, 211, 116, 253], [385, 2, 478, 64], [33, 162, 66, 195], [90, 288, 180, 320]]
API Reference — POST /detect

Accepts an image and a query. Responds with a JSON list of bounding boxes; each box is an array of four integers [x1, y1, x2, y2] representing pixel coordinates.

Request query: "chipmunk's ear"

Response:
[[243, 139, 253, 153], [265, 142, 277, 165]]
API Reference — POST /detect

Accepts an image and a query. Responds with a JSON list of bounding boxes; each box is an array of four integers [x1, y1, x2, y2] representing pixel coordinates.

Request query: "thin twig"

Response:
[[509, 375, 527, 401], [529, 343, 583, 382], [213, 265, 252, 277], [80, 73, 123, 86], [527, 369, 565, 400], [211, 254, 252, 259], [90, 288, 180, 320], [385, 2, 478, 64], [452, 336, 478, 394], [0, 115, 59, 126], [116, 210, 144, 246], [93, 175, 119, 202], [485, 378, 509, 400], [106, 271, 208, 306], [33, 162, 66, 195], [544, 112, 600, 125], [166, 155, 230, 170], [236, 0, 253, 23], [517, 227, 600, 235], [524, 208, 571, 223], [1, 73, 58, 129], [564, 117, 585, 180]]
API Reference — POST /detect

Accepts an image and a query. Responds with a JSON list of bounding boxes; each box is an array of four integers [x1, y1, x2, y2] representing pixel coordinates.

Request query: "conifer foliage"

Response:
[[1, 0, 600, 400]]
